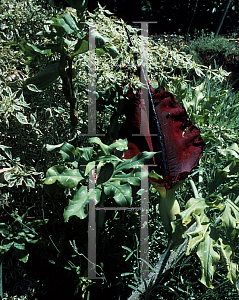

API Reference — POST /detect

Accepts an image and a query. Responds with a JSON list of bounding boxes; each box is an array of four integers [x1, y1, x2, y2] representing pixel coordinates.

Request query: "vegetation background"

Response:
[[0, 0, 239, 299]]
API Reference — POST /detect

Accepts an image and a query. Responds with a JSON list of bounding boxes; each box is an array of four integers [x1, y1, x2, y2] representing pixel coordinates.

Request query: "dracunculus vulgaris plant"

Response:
[[118, 84, 206, 234]]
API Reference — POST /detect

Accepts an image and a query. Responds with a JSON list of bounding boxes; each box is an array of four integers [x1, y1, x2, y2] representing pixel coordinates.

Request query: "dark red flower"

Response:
[[118, 85, 206, 189]]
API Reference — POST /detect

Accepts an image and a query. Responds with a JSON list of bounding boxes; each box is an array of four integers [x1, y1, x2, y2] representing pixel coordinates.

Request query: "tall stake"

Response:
[[215, 0, 233, 37]]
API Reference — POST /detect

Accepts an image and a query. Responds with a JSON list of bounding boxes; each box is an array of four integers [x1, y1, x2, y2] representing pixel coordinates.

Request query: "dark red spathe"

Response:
[[118, 85, 206, 189]]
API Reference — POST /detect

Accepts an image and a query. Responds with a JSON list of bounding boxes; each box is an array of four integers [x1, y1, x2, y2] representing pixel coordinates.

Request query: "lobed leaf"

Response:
[[186, 214, 210, 255], [180, 197, 208, 225], [221, 199, 239, 238], [196, 231, 220, 288], [104, 182, 132, 206], [216, 238, 239, 286], [44, 166, 83, 188], [63, 186, 101, 221]]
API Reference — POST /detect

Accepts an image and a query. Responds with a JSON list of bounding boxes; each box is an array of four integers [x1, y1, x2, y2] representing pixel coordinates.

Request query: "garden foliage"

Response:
[[0, 0, 239, 298]]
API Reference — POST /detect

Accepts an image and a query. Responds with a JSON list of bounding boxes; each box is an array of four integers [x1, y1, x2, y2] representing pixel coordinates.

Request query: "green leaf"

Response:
[[76, 146, 94, 163], [24, 61, 60, 91], [216, 238, 239, 286], [73, 39, 89, 56], [59, 142, 76, 162], [209, 160, 239, 194], [0, 224, 9, 235], [116, 151, 157, 172], [0, 145, 12, 160], [28, 44, 52, 56], [25, 84, 43, 93], [108, 139, 128, 157], [177, 198, 208, 227], [148, 170, 163, 180], [93, 30, 109, 48], [113, 170, 141, 186], [105, 45, 120, 58], [44, 166, 84, 188], [54, 17, 74, 34], [65, 0, 88, 15], [46, 142, 77, 162], [63, 12, 79, 32], [104, 182, 132, 206], [96, 162, 114, 184], [182, 81, 205, 115], [16, 112, 28, 124], [186, 214, 210, 255], [24, 178, 35, 188], [172, 197, 209, 245], [217, 143, 239, 159], [221, 199, 239, 238], [222, 182, 239, 196], [46, 143, 64, 152], [88, 137, 111, 155], [196, 231, 220, 288], [95, 48, 106, 57], [63, 186, 101, 221], [84, 161, 95, 176]]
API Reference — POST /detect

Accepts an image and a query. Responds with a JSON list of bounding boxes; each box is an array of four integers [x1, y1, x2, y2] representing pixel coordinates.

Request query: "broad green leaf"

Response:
[[47, 142, 76, 162], [96, 162, 114, 184], [85, 161, 95, 176], [113, 170, 141, 186], [134, 167, 150, 182], [172, 198, 209, 245], [108, 139, 128, 156], [89, 137, 111, 155], [63, 12, 79, 32], [196, 231, 220, 288], [54, 17, 74, 34], [178, 197, 208, 225], [225, 159, 239, 175], [73, 39, 89, 56], [183, 81, 205, 115], [76, 146, 94, 163], [216, 238, 239, 286], [44, 166, 83, 188], [222, 182, 239, 196], [186, 214, 210, 255], [92, 30, 109, 48], [59, 142, 76, 162], [16, 112, 28, 124], [63, 186, 101, 221], [0, 241, 14, 253], [149, 170, 163, 180], [104, 182, 132, 206], [24, 61, 60, 91], [209, 160, 239, 194], [27, 43, 52, 56], [116, 151, 157, 172], [6, 39, 50, 64], [221, 199, 239, 238]]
